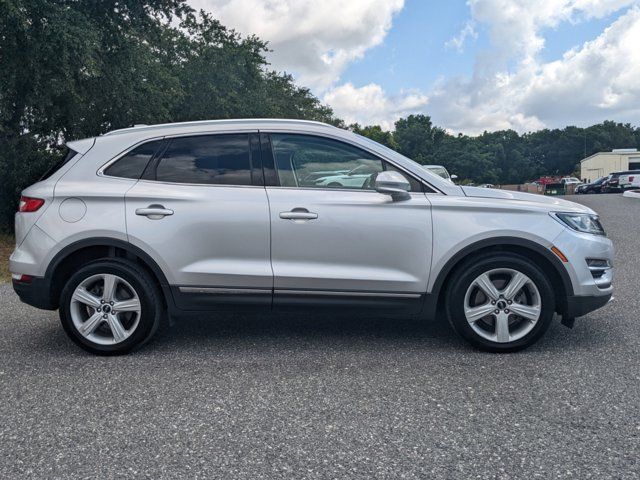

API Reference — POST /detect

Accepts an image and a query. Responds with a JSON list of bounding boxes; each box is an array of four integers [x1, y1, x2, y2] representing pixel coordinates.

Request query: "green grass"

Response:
[[0, 234, 14, 283]]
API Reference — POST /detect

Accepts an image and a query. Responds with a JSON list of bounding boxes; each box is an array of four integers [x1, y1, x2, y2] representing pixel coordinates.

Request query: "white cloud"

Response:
[[430, 2, 640, 134], [523, 7, 640, 121], [446, 20, 477, 52], [466, 0, 638, 61], [189, 0, 640, 133], [188, 0, 404, 91], [323, 83, 428, 130]]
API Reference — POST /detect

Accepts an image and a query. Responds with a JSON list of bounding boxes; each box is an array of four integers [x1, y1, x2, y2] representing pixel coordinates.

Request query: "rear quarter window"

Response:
[[104, 140, 164, 179]]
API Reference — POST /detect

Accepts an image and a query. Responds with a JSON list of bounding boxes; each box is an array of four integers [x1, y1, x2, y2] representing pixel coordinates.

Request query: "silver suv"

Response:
[[10, 119, 614, 354]]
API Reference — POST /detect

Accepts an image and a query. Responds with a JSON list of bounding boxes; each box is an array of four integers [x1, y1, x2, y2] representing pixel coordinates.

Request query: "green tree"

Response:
[[0, 0, 336, 232], [393, 114, 445, 163], [350, 124, 398, 149]]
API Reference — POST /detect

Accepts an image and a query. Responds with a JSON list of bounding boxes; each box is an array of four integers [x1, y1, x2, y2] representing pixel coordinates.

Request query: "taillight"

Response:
[[18, 196, 45, 213], [629, 176, 634, 182], [12, 273, 33, 283]]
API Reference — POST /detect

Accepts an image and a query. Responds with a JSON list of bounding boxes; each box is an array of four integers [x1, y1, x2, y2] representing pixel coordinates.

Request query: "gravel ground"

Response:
[[0, 194, 638, 479]]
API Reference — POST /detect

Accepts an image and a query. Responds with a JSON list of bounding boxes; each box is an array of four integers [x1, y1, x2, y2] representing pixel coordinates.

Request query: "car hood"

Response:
[[461, 186, 594, 214]]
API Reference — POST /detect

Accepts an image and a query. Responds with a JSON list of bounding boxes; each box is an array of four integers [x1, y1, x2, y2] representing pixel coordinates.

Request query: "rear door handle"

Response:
[[279, 208, 318, 220], [135, 205, 174, 219]]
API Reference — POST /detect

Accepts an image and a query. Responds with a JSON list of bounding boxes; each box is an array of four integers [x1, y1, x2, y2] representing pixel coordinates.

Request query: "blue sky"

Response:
[[341, 1, 481, 92], [193, 0, 640, 133], [341, 0, 623, 91]]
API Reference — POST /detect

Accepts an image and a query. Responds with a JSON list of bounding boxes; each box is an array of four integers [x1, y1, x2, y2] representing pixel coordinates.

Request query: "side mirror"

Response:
[[375, 171, 411, 200], [450, 174, 458, 181]]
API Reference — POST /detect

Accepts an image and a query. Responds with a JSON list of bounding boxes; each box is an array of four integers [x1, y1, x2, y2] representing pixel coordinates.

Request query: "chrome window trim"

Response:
[[264, 185, 430, 197], [97, 129, 258, 184], [134, 179, 264, 189], [97, 135, 167, 178], [96, 126, 444, 194]]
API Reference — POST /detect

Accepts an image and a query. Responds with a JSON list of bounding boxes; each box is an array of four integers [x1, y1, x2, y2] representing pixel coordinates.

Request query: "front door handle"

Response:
[[279, 208, 318, 220], [135, 205, 174, 219]]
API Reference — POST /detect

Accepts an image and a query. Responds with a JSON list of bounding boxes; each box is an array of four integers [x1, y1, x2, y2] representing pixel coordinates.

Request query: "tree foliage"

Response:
[[0, 0, 336, 231], [353, 119, 640, 185]]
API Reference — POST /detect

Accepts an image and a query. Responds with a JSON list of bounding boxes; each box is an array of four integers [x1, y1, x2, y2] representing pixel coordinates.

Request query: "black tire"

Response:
[[59, 258, 163, 355], [445, 253, 555, 352]]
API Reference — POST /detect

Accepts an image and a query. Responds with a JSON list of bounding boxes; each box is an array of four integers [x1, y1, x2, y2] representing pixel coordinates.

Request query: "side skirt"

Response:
[[273, 289, 424, 315], [170, 286, 431, 316]]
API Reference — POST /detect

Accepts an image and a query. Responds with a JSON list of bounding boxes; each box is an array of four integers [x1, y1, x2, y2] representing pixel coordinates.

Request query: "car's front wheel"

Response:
[[446, 253, 555, 352], [59, 259, 162, 355]]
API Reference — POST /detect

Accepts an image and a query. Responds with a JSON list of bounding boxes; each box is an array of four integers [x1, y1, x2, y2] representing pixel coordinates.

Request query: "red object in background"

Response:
[[533, 176, 564, 185], [18, 196, 44, 212]]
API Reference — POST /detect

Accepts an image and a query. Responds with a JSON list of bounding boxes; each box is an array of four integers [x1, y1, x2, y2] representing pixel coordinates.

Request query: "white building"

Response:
[[580, 149, 640, 183]]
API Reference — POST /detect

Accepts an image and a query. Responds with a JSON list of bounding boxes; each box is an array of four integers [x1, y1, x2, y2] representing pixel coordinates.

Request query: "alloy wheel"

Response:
[[463, 268, 542, 343], [70, 273, 142, 345]]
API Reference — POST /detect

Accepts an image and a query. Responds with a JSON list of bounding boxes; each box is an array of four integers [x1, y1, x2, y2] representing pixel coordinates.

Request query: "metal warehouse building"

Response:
[[580, 149, 640, 182]]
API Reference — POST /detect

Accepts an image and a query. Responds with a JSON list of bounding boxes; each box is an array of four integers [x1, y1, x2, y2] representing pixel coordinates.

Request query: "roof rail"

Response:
[[103, 118, 338, 136]]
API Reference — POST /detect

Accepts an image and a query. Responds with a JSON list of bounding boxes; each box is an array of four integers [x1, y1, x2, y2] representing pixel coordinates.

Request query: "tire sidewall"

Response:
[[59, 260, 160, 355], [446, 254, 555, 352]]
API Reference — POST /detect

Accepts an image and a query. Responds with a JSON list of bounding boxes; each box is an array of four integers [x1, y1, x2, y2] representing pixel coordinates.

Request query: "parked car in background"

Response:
[[561, 177, 583, 187], [601, 171, 640, 193], [422, 165, 457, 183], [535, 176, 569, 186], [627, 173, 640, 190], [575, 176, 607, 194], [10, 119, 613, 355], [618, 170, 640, 190], [313, 162, 380, 188]]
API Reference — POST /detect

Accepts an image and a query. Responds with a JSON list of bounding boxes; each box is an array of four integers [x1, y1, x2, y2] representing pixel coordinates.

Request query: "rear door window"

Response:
[[155, 134, 252, 185]]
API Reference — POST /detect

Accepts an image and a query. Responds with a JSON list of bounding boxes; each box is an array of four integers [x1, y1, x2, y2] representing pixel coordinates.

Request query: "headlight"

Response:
[[552, 212, 606, 236]]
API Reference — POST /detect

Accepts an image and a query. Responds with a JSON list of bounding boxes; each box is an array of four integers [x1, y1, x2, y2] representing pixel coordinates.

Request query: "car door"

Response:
[[125, 132, 272, 309], [262, 132, 433, 312]]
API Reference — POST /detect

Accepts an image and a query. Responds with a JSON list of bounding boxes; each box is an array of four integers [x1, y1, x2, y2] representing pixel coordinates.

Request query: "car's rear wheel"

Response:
[[446, 253, 555, 352], [59, 259, 162, 355]]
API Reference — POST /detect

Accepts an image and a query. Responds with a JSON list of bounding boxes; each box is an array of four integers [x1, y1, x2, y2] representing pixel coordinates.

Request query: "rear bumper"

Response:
[[565, 293, 612, 318], [12, 277, 56, 310]]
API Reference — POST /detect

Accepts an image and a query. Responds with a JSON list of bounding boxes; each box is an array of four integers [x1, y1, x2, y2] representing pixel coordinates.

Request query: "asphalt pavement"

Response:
[[0, 194, 638, 479]]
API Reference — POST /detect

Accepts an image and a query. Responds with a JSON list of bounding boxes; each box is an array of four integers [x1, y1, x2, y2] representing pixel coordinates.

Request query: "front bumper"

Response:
[[565, 293, 612, 318], [12, 277, 56, 310], [552, 228, 614, 298]]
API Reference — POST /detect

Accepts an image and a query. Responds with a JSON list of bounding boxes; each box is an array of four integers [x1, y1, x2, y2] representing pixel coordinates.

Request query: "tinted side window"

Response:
[[105, 140, 162, 179], [155, 134, 252, 185]]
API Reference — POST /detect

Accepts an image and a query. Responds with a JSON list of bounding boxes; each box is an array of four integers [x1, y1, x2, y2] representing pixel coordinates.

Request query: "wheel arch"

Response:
[[428, 237, 573, 318], [45, 237, 173, 311]]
